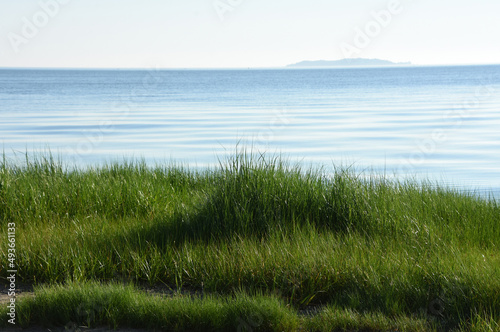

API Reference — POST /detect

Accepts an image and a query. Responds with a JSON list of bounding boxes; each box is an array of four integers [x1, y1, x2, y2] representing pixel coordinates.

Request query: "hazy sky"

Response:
[[1, 0, 499, 68]]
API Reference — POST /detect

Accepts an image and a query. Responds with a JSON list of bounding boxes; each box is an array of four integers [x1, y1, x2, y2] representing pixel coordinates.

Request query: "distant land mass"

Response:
[[287, 58, 411, 68]]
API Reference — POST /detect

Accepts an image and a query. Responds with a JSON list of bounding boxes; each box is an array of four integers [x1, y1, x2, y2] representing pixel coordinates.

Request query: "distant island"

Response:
[[287, 58, 411, 68]]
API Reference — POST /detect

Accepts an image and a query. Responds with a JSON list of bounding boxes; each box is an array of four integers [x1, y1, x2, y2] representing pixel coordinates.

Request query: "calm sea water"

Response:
[[1, 66, 500, 195]]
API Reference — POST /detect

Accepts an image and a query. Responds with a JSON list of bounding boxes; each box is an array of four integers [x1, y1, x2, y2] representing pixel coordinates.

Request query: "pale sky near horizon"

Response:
[[1, 0, 499, 68]]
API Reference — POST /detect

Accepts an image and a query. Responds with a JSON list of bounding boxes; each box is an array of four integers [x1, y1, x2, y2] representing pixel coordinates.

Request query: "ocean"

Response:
[[1, 65, 499, 195]]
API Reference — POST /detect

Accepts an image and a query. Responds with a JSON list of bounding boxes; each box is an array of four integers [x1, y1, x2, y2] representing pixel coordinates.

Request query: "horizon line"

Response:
[[1, 62, 499, 70]]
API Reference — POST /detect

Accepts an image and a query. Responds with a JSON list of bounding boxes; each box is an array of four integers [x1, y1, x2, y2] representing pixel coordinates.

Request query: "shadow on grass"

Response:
[[120, 157, 372, 249]]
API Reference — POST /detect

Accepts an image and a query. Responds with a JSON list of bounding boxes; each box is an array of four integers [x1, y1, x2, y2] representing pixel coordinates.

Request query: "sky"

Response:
[[1, 0, 499, 68]]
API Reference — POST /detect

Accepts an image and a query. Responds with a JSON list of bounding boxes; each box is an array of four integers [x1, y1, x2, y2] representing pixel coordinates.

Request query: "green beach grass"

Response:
[[1, 151, 499, 331]]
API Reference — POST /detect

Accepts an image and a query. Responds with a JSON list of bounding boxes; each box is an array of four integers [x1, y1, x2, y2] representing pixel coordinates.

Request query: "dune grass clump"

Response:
[[1, 151, 499, 330], [1, 281, 299, 331], [175, 152, 369, 241]]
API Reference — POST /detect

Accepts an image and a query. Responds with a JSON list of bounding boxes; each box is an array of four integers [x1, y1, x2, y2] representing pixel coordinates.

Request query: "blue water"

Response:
[[1, 66, 500, 195]]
